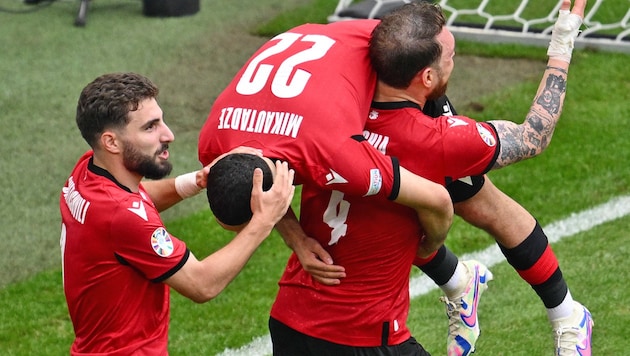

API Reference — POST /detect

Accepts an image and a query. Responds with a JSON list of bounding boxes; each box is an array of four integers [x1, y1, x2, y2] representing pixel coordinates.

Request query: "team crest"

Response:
[[151, 227, 174, 257], [476, 123, 497, 147]]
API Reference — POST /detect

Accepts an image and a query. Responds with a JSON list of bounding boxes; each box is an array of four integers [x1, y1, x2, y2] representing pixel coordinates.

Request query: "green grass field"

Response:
[[1, 0, 629, 354]]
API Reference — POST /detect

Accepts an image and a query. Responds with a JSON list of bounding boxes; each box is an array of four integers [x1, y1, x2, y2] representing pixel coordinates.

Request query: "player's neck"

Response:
[[92, 153, 142, 192], [374, 81, 424, 108]]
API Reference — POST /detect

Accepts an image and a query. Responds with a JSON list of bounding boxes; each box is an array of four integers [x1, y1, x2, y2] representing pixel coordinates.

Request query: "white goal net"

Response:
[[328, 0, 630, 54]]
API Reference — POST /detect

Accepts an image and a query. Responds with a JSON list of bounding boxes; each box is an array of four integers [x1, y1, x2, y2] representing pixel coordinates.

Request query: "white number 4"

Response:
[[323, 191, 349, 245]]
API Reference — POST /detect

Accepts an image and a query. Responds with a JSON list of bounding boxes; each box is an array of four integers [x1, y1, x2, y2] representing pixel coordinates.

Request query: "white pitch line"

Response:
[[218, 195, 630, 356]]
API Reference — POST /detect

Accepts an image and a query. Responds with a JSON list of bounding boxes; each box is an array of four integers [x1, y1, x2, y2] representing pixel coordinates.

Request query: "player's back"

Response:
[[199, 20, 379, 183]]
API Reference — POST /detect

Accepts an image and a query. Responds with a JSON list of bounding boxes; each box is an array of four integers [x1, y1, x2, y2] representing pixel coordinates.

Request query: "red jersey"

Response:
[[198, 20, 400, 199], [270, 101, 500, 346], [60, 151, 189, 355], [364, 101, 500, 185], [271, 188, 420, 346]]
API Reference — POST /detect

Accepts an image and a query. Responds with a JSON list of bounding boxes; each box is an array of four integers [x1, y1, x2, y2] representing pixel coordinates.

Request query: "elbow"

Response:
[[188, 288, 221, 304], [196, 282, 227, 303], [178, 280, 224, 304]]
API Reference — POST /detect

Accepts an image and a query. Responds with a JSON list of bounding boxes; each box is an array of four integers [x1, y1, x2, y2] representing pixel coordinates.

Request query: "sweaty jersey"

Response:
[[60, 151, 189, 355], [270, 97, 500, 347], [198, 20, 400, 200]]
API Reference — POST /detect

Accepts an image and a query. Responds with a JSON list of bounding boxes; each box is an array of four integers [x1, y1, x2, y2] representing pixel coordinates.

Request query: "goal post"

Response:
[[327, 0, 630, 54]]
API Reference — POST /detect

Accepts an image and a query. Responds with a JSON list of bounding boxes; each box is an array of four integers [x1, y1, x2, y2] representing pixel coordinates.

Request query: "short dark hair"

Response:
[[206, 153, 274, 226], [369, 1, 446, 89], [76, 72, 159, 147]]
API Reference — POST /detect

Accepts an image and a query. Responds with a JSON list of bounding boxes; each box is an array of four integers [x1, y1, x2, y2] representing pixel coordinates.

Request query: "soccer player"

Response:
[[283, 1, 592, 355], [59, 72, 295, 355], [202, 0, 591, 355], [198, 19, 454, 259]]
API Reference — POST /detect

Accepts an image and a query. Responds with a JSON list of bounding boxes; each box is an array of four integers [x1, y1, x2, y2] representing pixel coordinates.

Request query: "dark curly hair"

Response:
[[76, 72, 159, 147], [206, 153, 274, 226], [369, 1, 446, 89]]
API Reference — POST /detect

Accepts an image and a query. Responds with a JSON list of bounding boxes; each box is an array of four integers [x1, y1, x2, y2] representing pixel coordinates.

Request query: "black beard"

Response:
[[427, 81, 448, 102], [123, 143, 173, 180]]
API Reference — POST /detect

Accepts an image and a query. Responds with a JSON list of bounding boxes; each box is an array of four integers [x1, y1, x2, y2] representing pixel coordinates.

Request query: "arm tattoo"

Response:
[[491, 67, 567, 169], [535, 73, 566, 116], [546, 65, 568, 75]]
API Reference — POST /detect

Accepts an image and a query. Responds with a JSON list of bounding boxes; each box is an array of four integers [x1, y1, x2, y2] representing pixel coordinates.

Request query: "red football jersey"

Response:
[[198, 20, 399, 199], [364, 101, 499, 185], [271, 187, 419, 346], [270, 104, 500, 346], [60, 151, 189, 355]]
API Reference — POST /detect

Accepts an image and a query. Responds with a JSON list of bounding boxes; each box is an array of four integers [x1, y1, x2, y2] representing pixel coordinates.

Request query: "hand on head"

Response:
[[249, 160, 295, 226]]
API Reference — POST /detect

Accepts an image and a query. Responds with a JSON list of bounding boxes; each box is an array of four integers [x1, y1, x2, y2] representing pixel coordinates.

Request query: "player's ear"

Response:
[[415, 66, 433, 89], [423, 67, 434, 86], [100, 131, 121, 154]]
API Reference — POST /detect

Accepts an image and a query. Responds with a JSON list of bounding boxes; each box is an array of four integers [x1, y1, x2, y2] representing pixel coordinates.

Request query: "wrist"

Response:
[[175, 172, 203, 199], [547, 10, 582, 63]]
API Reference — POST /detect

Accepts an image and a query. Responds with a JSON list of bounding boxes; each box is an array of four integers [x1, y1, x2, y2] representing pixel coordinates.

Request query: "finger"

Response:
[[305, 258, 346, 273], [571, 0, 586, 17], [196, 168, 209, 188], [274, 161, 293, 190], [311, 244, 336, 266], [560, 0, 570, 11], [251, 167, 263, 194], [313, 276, 342, 286]]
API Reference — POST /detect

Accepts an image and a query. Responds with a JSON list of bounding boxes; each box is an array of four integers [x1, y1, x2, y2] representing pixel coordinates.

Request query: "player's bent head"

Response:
[[206, 153, 274, 227]]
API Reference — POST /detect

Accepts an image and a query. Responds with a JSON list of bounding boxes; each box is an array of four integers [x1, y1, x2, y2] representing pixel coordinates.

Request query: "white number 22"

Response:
[[235, 32, 335, 98]]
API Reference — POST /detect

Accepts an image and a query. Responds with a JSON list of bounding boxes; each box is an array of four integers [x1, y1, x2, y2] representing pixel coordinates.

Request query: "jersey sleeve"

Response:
[[438, 116, 500, 180], [109, 199, 188, 281]]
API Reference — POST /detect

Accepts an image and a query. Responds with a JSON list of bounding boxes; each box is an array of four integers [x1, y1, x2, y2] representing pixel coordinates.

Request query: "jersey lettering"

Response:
[[62, 176, 90, 224], [236, 32, 336, 98], [362, 130, 389, 154], [60, 223, 66, 288]]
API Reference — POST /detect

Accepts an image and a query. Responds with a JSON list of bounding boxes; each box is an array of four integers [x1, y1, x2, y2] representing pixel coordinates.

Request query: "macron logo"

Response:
[[128, 200, 148, 221], [458, 176, 473, 185], [447, 117, 468, 128], [326, 169, 348, 185]]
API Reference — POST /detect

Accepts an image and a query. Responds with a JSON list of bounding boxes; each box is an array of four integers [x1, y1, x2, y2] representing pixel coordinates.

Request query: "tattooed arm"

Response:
[[488, 0, 585, 169], [489, 59, 569, 169]]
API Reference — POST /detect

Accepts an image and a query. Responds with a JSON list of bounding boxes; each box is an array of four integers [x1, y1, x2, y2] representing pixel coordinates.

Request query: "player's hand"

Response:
[[547, 0, 585, 63], [197, 146, 264, 188], [293, 236, 346, 285], [249, 161, 295, 227]]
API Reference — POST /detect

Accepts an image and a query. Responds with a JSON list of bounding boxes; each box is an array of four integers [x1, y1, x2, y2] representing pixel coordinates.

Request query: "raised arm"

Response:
[[489, 0, 585, 169]]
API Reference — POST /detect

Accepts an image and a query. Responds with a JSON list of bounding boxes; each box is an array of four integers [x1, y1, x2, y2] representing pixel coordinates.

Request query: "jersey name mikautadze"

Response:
[[217, 106, 303, 138]]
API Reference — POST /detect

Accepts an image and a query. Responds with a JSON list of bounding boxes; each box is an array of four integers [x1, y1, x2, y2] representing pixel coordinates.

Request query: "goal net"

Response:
[[328, 0, 630, 54]]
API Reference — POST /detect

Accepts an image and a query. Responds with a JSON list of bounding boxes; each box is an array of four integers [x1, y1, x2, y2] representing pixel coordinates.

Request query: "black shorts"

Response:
[[446, 175, 485, 203], [269, 317, 431, 356]]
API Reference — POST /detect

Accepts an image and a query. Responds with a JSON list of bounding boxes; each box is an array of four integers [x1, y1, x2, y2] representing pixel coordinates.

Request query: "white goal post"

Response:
[[327, 0, 630, 54]]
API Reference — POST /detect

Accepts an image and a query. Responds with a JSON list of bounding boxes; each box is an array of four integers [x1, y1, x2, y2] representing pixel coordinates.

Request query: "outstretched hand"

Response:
[[547, 0, 586, 63]]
